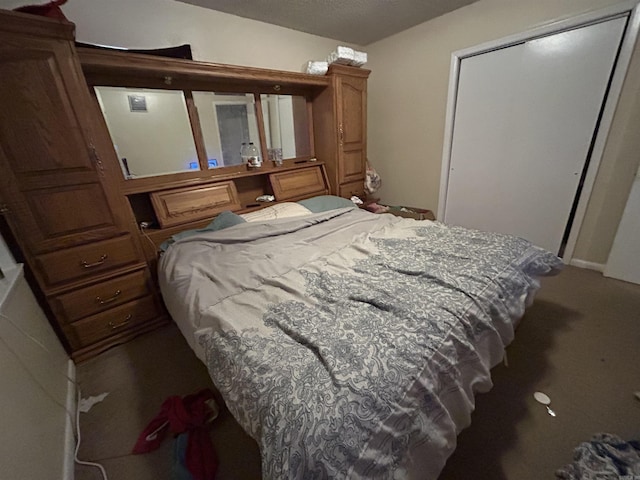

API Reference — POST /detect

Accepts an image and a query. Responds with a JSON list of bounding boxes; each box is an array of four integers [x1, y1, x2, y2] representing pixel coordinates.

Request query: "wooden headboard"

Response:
[[137, 162, 330, 255]]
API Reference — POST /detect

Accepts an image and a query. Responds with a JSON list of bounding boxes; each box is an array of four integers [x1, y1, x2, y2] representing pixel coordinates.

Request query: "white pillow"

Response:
[[240, 202, 312, 222]]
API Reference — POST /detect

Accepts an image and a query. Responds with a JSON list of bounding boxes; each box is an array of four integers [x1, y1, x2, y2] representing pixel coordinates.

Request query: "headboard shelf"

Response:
[[121, 160, 325, 195], [127, 163, 329, 249]]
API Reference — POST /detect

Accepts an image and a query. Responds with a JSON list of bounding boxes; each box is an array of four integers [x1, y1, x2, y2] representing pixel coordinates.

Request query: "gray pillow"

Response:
[[297, 195, 355, 213], [160, 211, 246, 251]]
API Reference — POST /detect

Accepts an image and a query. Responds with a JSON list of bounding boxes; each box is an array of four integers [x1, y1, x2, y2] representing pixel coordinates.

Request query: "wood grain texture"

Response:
[[313, 65, 369, 197], [339, 179, 366, 200], [151, 181, 241, 228], [269, 165, 328, 201], [53, 267, 151, 323], [36, 235, 140, 287], [78, 48, 330, 91], [69, 295, 159, 348]]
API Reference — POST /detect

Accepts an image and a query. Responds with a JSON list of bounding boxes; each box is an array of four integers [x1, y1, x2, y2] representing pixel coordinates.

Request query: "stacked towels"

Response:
[[305, 46, 367, 75]]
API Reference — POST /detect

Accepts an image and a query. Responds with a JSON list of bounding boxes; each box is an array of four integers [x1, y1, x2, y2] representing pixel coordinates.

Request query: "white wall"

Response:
[[1, 0, 353, 68], [367, 0, 640, 264], [0, 235, 74, 480], [60, 0, 352, 71]]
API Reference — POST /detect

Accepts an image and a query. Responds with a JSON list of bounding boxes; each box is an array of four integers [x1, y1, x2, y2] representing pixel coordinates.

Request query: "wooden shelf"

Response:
[[121, 160, 325, 195]]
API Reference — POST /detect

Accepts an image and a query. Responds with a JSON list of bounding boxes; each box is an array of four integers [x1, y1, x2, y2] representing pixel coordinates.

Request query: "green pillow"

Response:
[[204, 210, 246, 231], [160, 211, 246, 251], [297, 195, 355, 213]]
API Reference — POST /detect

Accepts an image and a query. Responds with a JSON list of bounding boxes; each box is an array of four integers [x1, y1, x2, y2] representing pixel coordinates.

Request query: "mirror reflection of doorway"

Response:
[[216, 104, 250, 166]]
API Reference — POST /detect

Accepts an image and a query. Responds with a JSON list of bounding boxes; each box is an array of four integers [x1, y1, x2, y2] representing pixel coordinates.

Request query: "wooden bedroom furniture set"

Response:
[[0, 9, 370, 361]]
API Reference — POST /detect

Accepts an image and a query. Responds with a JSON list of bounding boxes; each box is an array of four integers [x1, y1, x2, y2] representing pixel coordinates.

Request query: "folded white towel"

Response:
[[306, 61, 328, 75], [327, 46, 355, 65]]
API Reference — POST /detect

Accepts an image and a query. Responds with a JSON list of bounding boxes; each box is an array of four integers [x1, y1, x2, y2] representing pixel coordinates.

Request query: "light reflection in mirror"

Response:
[[260, 94, 311, 162], [94, 86, 198, 179], [193, 92, 261, 168]]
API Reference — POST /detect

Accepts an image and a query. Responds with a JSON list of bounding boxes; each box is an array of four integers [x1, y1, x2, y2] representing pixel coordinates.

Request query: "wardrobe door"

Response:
[[443, 16, 627, 254], [336, 73, 367, 184], [0, 30, 125, 254]]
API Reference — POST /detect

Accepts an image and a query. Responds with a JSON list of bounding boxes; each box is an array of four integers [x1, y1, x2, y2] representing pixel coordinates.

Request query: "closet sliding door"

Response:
[[442, 15, 627, 255]]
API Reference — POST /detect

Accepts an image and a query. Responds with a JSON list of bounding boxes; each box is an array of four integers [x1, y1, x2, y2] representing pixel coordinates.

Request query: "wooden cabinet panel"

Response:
[[0, 48, 94, 175], [341, 150, 365, 183], [339, 180, 366, 200], [337, 73, 367, 184], [151, 181, 241, 228], [269, 166, 328, 201], [36, 235, 139, 287], [0, 24, 126, 254], [54, 268, 150, 322], [69, 295, 159, 348], [340, 80, 365, 146], [312, 64, 369, 196], [0, 164, 122, 253], [21, 183, 118, 251]]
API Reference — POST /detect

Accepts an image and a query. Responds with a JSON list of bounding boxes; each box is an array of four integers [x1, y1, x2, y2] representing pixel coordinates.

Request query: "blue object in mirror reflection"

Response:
[[188, 159, 218, 169]]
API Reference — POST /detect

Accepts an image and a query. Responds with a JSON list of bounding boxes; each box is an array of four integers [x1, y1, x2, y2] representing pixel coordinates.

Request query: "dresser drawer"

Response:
[[338, 180, 365, 199], [269, 166, 328, 201], [54, 269, 151, 322], [151, 181, 241, 228], [36, 235, 139, 287], [70, 295, 159, 347]]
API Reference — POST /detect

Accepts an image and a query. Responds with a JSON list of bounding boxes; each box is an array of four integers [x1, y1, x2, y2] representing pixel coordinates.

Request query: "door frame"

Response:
[[437, 0, 640, 261]]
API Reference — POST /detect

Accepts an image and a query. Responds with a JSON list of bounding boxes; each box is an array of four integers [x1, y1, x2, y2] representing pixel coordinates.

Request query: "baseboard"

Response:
[[569, 259, 605, 272], [62, 359, 77, 480]]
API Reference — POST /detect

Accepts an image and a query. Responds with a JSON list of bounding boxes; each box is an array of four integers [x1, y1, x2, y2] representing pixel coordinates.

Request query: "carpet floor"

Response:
[[75, 266, 640, 480]]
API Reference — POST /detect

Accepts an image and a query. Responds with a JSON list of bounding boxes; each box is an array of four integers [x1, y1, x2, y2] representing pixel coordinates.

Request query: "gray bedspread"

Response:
[[159, 208, 562, 479]]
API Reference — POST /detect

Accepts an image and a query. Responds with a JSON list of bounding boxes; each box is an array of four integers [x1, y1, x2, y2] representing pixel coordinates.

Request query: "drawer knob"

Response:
[[80, 254, 108, 269], [95, 290, 122, 305], [108, 314, 132, 330]]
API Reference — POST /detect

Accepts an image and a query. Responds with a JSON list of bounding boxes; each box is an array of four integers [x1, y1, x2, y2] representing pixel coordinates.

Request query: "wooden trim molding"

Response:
[[78, 48, 330, 91]]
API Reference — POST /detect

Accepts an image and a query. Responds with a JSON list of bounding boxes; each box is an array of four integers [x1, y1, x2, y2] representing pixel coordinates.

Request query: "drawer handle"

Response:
[[95, 290, 121, 305], [339, 123, 344, 145], [108, 314, 131, 330], [80, 254, 108, 269]]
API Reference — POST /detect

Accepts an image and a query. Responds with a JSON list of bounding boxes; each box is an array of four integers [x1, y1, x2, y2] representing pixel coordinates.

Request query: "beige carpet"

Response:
[[75, 266, 640, 480]]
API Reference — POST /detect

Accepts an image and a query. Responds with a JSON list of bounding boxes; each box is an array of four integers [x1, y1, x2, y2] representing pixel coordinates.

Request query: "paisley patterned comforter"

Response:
[[159, 208, 562, 479]]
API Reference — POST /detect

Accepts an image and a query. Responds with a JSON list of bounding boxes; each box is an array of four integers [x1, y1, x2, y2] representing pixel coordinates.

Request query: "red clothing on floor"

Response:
[[132, 388, 218, 480]]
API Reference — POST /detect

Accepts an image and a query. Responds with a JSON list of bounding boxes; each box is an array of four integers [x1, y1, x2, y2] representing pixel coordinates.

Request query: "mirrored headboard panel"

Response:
[[261, 94, 311, 162], [79, 47, 328, 192], [95, 86, 199, 178], [193, 91, 261, 169]]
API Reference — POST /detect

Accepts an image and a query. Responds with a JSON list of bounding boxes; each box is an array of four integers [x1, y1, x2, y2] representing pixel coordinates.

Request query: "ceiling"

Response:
[[177, 0, 478, 46]]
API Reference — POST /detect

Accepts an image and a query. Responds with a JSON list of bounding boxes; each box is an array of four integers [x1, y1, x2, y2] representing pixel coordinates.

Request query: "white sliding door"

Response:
[[442, 16, 627, 255]]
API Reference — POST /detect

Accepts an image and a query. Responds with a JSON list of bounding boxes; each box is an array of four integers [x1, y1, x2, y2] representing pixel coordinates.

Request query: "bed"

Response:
[[158, 198, 563, 479]]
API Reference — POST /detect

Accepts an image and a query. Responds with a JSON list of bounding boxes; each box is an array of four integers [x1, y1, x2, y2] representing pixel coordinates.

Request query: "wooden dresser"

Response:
[[0, 9, 368, 361]]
